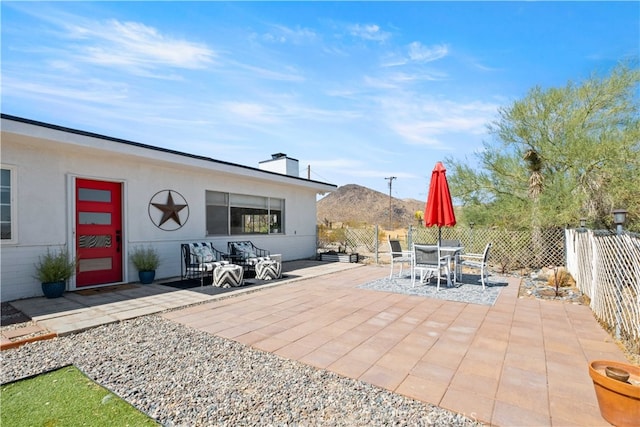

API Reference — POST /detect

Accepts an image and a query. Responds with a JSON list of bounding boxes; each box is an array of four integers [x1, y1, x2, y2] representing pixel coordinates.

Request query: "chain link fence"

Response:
[[318, 224, 565, 273], [566, 229, 640, 354]]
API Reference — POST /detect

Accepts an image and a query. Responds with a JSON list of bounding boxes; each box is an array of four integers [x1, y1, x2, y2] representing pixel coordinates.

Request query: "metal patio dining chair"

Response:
[[388, 237, 412, 278], [459, 242, 492, 289], [411, 244, 452, 291]]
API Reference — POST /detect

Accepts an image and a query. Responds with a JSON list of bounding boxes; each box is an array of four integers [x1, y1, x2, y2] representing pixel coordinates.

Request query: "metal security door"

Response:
[[75, 179, 123, 287]]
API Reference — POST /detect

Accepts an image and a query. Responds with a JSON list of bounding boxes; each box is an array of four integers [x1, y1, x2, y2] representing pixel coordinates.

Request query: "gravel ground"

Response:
[[1, 315, 483, 427]]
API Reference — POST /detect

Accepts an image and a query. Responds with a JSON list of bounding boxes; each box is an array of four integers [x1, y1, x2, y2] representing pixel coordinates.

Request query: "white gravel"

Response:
[[1, 315, 483, 426]]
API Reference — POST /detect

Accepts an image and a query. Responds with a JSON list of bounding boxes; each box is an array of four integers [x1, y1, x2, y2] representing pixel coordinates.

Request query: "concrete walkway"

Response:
[[5, 261, 630, 426], [6, 260, 357, 336]]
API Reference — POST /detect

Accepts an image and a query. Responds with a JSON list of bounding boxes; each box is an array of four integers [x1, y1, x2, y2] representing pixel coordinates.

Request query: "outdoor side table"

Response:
[[213, 264, 244, 288], [255, 259, 282, 280]]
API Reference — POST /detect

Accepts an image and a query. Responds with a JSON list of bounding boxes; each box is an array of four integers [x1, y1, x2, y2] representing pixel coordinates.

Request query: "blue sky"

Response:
[[2, 2, 638, 201]]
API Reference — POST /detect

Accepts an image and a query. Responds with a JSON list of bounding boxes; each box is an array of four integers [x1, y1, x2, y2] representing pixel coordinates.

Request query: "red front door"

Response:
[[75, 179, 123, 287]]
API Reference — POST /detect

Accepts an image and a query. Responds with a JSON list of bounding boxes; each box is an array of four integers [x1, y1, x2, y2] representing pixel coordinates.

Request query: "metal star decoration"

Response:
[[151, 191, 187, 226]]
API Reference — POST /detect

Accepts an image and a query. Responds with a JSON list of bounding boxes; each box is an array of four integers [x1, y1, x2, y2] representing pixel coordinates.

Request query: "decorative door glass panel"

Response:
[[79, 212, 111, 225], [79, 257, 113, 273], [79, 188, 111, 203], [78, 234, 112, 248]]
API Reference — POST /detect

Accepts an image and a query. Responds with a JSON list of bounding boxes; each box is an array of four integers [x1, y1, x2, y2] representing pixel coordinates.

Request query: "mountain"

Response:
[[317, 184, 424, 228]]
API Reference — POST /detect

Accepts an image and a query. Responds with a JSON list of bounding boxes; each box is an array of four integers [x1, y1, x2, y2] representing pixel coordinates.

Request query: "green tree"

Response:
[[448, 62, 640, 232]]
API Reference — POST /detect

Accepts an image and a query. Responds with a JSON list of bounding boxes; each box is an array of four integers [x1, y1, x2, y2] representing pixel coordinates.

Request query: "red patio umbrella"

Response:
[[424, 161, 456, 244]]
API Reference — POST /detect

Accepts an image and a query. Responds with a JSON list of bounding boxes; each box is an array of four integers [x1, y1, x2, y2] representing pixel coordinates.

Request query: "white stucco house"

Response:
[[1, 114, 336, 302]]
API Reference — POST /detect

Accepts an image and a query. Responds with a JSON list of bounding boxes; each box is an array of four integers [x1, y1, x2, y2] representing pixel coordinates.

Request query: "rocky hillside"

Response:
[[317, 184, 424, 228]]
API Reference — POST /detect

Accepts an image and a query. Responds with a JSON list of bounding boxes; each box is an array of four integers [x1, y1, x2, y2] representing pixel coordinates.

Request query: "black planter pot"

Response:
[[42, 280, 66, 298], [138, 270, 156, 284]]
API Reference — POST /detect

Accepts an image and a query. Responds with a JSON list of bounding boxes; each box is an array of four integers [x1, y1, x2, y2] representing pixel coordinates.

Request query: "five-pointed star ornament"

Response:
[[151, 191, 187, 226]]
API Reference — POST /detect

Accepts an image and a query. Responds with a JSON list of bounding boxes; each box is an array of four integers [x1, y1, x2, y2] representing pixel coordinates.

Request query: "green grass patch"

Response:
[[1, 365, 159, 427]]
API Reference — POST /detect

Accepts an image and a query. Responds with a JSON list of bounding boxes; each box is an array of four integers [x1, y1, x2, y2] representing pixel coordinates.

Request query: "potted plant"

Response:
[[35, 247, 76, 298], [130, 246, 160, 284], [589, 360, 639, 426]]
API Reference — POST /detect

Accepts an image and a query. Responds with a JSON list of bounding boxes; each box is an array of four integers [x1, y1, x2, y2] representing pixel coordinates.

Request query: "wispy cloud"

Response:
[[261, 24, 318, 44], [232, 62, 306, 82], [407, 42, 449, 62], [347, 23, 391, 42], [377, 96, 499, 147], [65, 19, 216, 74]]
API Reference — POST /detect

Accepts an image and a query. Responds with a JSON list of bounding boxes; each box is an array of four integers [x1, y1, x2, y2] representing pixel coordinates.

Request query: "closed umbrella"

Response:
[[424, 161, 456, 244]]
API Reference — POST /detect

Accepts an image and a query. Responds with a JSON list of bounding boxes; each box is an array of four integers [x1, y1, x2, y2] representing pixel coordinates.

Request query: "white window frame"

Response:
[[0, 165, 17, 244]]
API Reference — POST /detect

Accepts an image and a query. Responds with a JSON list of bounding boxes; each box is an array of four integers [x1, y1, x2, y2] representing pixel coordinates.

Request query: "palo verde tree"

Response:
[[448, 61, 640, 232]]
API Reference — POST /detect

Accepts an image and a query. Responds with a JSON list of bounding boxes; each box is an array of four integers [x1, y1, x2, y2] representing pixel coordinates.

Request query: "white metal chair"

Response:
[[459, 243, 492, 289], [388, 238, 412, 278], [411, 244, 452, 290], [439, 239, 463, 284]]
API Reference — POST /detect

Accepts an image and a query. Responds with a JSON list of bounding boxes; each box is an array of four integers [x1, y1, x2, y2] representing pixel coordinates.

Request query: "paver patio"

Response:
[[5, 261, 631, 426], [163, 265, 627, 426]]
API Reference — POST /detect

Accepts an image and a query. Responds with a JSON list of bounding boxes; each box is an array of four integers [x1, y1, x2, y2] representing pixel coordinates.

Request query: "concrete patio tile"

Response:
[[360, 364, 408, 391], [252, 336, 291, 353], [346, 343, 387, 366], [298, 348, 343, 369], [549, 398, 609, 427], [491, 401, 551, 427], [449, 370, 500, 398], [420, 345, 466, 370], [440, 388, 495, 426], [398, 330, 438, 350], [111, 306, 164, 320], [2, 325, 45, 339], [328, 354, 372, 380], [314, 339, 358, 358], [374, 347, 420, 372], [503, 350, 547, 373], [40, 315, 118, 336], [293, 332, 333, 350], [457, 356, 503, 381], [409, 359, 456, 385], [395, 374, 449, 406], [198, 320, 238, 335], [234, 330, 270, 346], [274, 341, 314, 360], [496, 366, 550, 415], [216, 322, 266, 339]]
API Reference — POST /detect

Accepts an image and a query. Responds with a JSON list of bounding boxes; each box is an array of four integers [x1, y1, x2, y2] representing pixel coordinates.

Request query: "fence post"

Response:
[[408, 225, 413, 249], [375, 224, 379, 264]]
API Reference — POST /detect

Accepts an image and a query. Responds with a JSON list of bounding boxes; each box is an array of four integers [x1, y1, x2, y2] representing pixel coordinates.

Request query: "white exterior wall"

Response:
[[1, 117, 334, 302]]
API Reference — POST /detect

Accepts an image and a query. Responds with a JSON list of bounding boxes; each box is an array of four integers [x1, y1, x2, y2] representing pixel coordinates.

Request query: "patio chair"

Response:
[[439, 239, 463, 283], [459, 242, 492, 289], [411, 244, 452, 290], [388, 237, 412, 278], [227, 241, 270, 275], [181, 242, 230, 286]]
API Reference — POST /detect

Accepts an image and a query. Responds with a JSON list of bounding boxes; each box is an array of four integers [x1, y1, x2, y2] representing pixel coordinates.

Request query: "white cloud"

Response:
[[221, 101, 285, 125], [348, 23, 391, 42], [62, 19, 215, 75], [407, 42, 449, 63], [262, 24, 318, 44], [376, 96, 498, 147], [233, 62, 305, 82]]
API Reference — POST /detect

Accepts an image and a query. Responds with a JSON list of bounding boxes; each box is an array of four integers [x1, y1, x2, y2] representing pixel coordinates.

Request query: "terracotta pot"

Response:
[[589, 360, 640, 426]]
